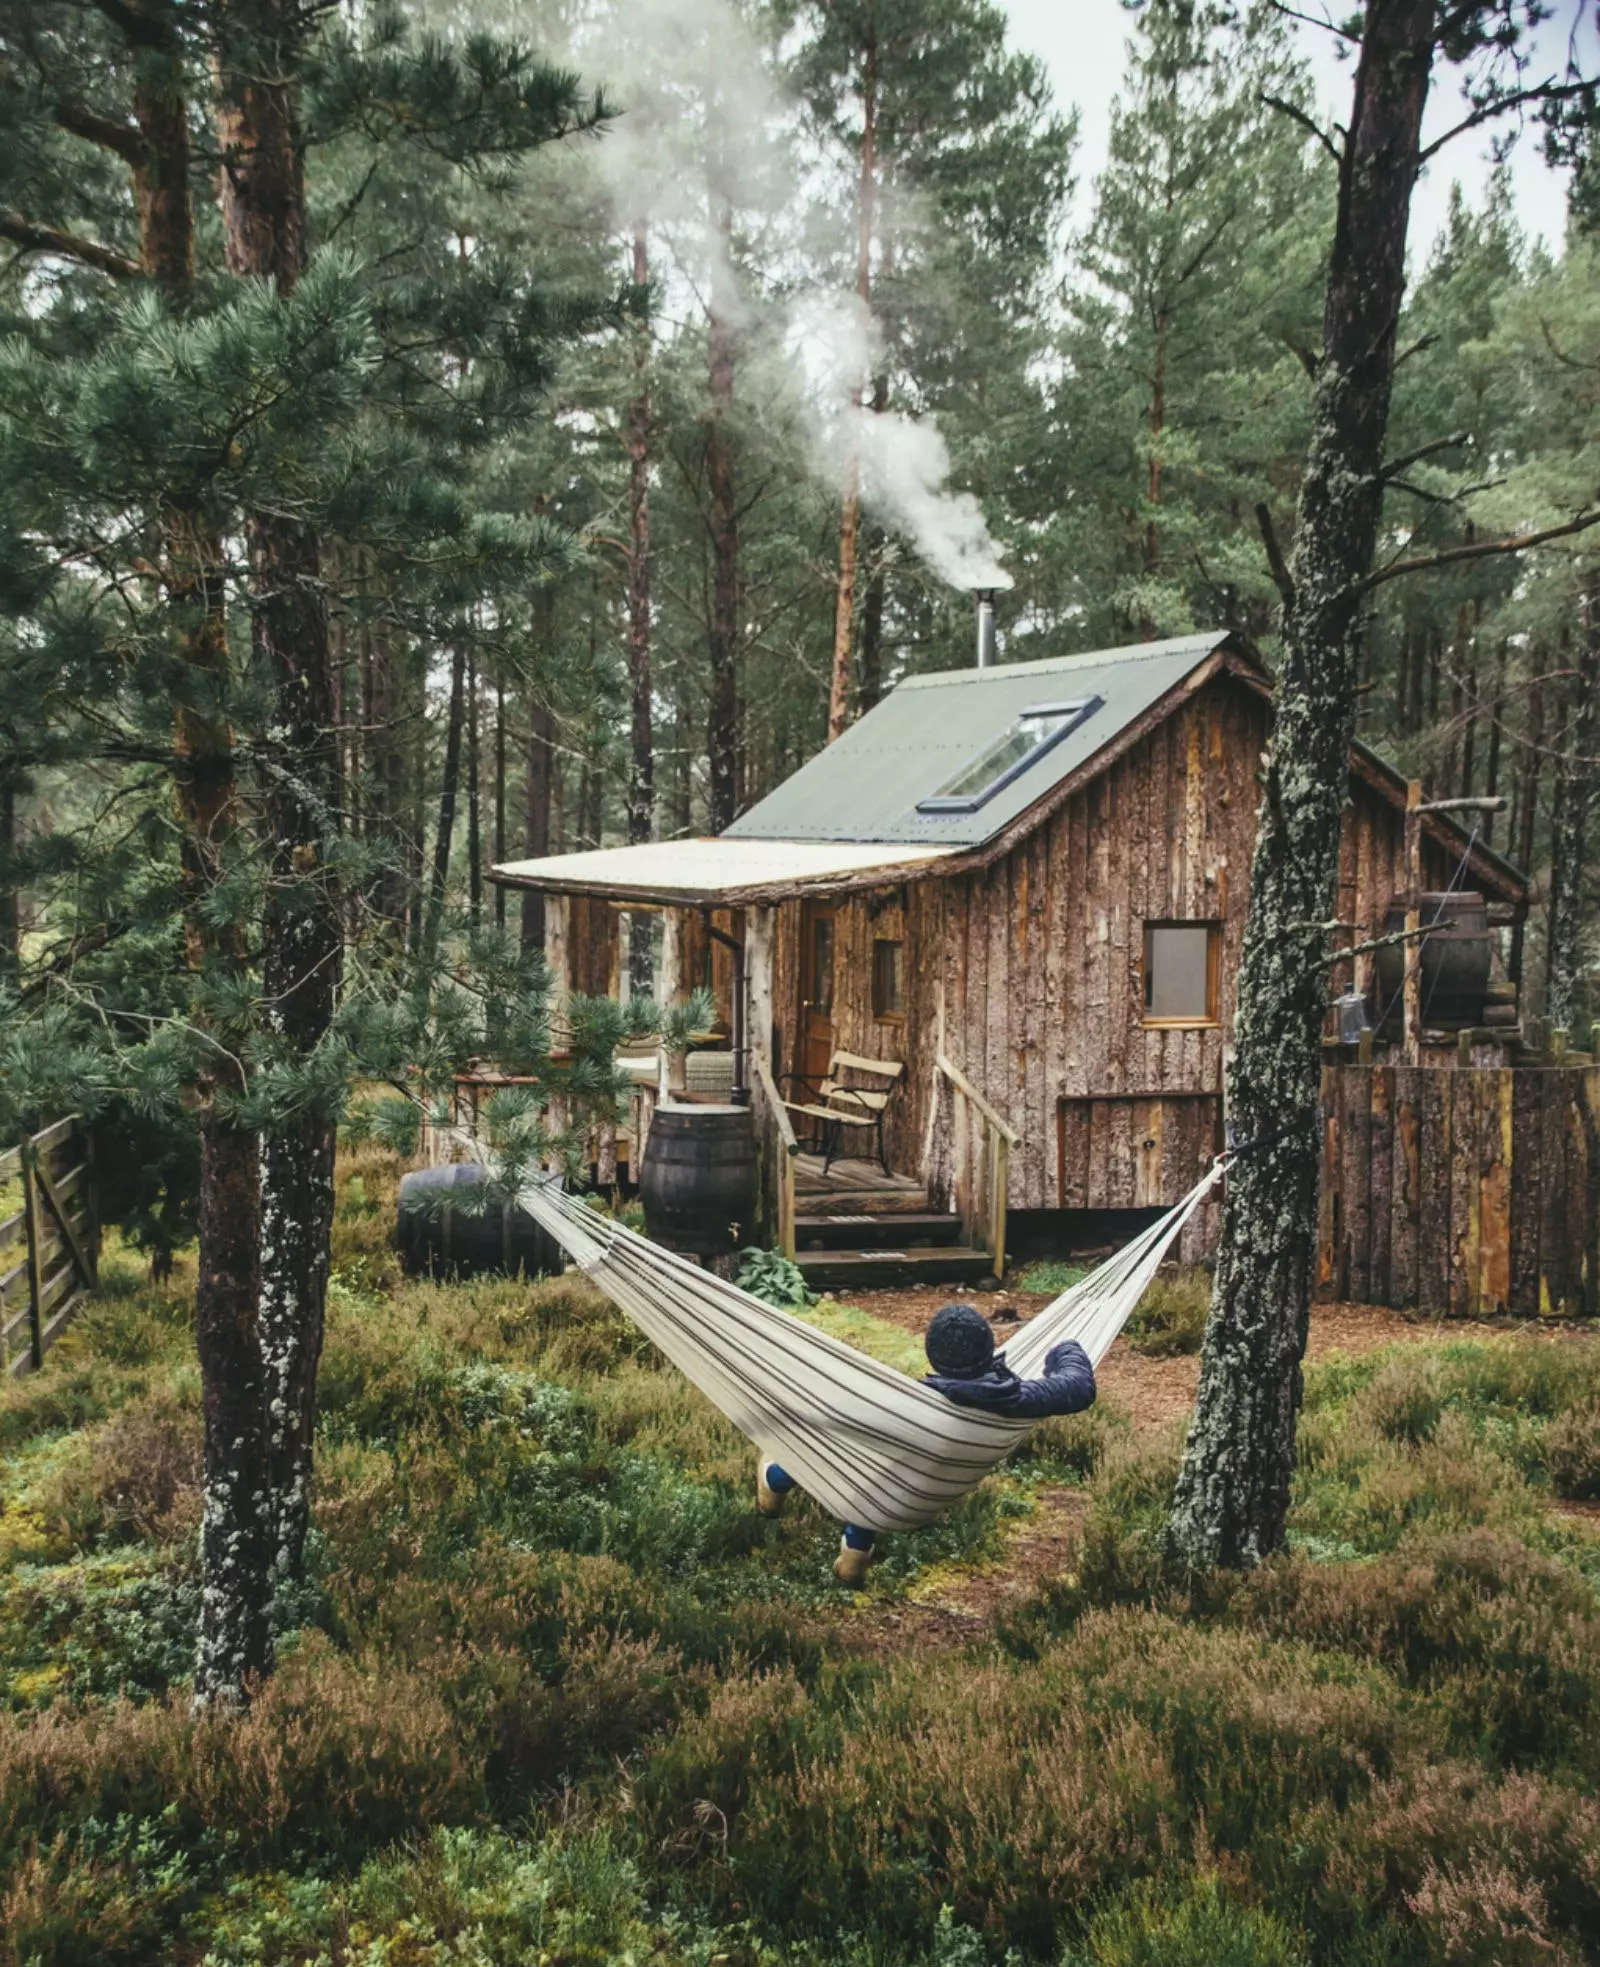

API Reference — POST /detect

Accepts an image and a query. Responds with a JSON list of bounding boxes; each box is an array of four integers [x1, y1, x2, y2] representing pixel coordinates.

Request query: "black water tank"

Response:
[[1373, 891, 1493, 1031], [395, 1162, 565, 1279], [638, 1104, 758, 1255]]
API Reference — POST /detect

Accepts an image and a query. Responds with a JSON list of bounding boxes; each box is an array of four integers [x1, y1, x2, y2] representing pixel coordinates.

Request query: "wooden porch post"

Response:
[[659, 907, 687, 1096], [1402, 780, 1422, 1065]]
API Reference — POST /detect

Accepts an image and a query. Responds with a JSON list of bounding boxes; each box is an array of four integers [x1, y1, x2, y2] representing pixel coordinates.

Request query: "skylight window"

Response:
[[916, 697, 1102, 815]]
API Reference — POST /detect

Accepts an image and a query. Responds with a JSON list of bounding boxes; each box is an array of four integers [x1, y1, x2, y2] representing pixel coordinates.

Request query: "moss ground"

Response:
[[3, 1145, 1600, 1965]]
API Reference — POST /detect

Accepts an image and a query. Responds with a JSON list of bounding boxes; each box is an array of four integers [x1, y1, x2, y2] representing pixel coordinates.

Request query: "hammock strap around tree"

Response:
[[497, 1149, 1227, 1534]]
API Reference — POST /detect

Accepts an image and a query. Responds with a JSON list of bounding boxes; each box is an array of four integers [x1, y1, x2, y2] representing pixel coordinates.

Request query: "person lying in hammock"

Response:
[[756, 1301, 1097, 1586]]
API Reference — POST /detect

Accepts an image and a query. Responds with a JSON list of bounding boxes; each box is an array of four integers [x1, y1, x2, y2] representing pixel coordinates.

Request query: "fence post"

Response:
[[21, 1147, 45, 1371], [80, 1120, 100, 1286]]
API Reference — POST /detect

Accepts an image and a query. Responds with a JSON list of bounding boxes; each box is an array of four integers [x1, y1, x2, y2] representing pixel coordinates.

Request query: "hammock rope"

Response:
[[505, 1151, 1227, 1534]]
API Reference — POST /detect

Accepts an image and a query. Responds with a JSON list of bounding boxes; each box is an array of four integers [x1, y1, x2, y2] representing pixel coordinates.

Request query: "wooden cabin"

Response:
[[493, 632, 1529, 1287]]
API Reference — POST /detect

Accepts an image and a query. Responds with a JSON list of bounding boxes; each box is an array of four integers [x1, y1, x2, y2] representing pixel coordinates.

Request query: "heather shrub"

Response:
[[0, 1632, 481, 1872], [1291, 1410, 1544, 1555], [634, 1610, 1429, 1956], [636, 1655, 1181, 1953], [1056, 1609, 1426, 1850], [1242, 1530, 1600, 1777], [1062, 1872, 1309, 1967], [1293, 1760, 1600, 1966], [1544, 1397, 1600, 1500], [23, 1388, 203, 1551], [1123, 1269, 1211, 1357], [1027, 1396, 1129, 1480]]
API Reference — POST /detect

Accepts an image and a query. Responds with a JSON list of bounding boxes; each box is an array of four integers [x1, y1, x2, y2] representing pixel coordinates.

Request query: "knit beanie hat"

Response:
[[925, 1303, 996, 1376]]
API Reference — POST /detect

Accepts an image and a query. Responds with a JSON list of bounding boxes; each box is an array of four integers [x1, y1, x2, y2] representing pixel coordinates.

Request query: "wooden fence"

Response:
[[1317, 1063, 1600, 1318], [0, 1117, 99, 1375]]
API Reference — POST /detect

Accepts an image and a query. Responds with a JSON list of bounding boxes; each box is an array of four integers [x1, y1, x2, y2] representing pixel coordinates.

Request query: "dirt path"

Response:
[[833, 1287, 1599, 1649]]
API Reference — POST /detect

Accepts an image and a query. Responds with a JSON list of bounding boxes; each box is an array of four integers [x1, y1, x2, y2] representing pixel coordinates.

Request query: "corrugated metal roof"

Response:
[[727, 632, 1233, 847], [491, 837, 955, 904]]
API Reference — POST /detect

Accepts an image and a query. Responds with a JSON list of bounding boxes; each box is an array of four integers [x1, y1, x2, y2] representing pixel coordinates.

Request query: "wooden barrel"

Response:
[[396, 1162, 564, 1280], [1373, 891, 1493, 1031], [639, 1104, 757, 1255]]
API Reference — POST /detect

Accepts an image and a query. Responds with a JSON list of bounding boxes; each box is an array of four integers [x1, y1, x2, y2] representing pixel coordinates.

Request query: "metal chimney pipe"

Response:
[[975, 589, 997, 669]]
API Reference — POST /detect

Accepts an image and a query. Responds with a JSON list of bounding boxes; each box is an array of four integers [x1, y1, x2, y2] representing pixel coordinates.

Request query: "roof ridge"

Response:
[[896, 631, 1229, 691]]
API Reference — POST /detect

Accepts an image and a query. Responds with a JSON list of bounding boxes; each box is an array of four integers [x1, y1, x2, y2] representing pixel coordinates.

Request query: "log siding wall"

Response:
[[758, 674, 1470, 1219], [557, 674, 1507, 1236]]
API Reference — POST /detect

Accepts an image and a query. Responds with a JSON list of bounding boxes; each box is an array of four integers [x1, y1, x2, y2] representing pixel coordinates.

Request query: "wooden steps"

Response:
[[792, 1153, 992, 1288], [795, 1211, 965, 1250], [796, 1244, 995, 1290]]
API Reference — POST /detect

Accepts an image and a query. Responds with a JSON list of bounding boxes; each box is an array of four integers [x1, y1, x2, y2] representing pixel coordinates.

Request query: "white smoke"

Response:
[[785, 292, 1013, 591], [565, 0, 1013, 592]]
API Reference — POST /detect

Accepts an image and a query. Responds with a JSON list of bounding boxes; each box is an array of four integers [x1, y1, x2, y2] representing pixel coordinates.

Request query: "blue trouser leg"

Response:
[[766, 1466, 876, 1552]]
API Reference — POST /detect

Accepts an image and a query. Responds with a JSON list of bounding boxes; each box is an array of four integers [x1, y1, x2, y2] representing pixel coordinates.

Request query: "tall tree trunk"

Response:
[[706, 195, 740, 833], [1516, 673, 1544, 877], [1483, 637, 1507, 846], [1140, 311, 1168, 637], [1457, 601, 1479, 796], [1168, 0, 1435, 1571], [671, 663, 694, 837], [367, 613, 408, 931], [521, 589, 555, 949], [213, 0, 342, 1670], [494, 672, 507, 929], [1546, 602, 1600, 1031], [0, 766, 18, 987], [521, 701, 553, 949], [425, 645, 469, 951], [116, 30, 272, 1706], [826, 28, 879, 743], [857, 373, 891, 714], [627, 220, 655, 993], [467, 654, 482, 922]]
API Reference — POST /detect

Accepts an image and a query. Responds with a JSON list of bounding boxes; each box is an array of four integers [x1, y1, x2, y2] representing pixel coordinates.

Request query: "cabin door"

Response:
[[797, 901, 836, 1086]]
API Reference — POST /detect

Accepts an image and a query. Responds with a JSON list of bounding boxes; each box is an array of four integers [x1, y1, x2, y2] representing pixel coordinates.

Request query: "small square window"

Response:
[[1142, 923, 1219, 1025], [872, 938, 905, 1020]]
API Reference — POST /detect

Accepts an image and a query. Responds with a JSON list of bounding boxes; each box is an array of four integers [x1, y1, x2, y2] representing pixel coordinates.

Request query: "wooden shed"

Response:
[[494, 631, 1530, 1292]]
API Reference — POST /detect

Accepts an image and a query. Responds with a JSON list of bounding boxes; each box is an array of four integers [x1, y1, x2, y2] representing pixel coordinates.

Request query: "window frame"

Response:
[[872, 937, 905, 1023], [1140, 920, 1221, 1029], [916, 696, 1103, 816]]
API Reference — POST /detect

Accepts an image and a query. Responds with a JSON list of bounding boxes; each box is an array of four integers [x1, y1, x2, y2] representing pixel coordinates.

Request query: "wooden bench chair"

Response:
[[780, 1050, 904, 1175]]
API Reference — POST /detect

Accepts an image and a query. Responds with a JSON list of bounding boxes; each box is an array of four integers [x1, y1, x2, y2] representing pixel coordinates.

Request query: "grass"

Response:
[[3, 1147, 1600, 1965]]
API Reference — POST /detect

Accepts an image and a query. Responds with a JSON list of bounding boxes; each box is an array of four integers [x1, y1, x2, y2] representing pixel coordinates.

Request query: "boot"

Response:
[[756, 1461, 788, 1519], [833, 1535, 875, 1588]]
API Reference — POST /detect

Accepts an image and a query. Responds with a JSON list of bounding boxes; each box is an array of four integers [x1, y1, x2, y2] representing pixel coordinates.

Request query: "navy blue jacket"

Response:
[[923, 1338, 1096, 1420]]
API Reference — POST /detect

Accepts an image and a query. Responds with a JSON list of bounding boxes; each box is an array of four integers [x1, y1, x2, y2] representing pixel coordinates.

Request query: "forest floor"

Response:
[[8, 1146, 1600, 1967]]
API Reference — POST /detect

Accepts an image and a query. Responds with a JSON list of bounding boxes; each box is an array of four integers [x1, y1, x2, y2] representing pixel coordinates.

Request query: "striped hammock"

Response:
[[513, 1159, 1225, 1534]]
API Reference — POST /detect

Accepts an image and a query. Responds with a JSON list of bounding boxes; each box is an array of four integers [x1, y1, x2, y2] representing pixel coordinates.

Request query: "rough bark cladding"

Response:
[[752, 673, 1475, 1223]]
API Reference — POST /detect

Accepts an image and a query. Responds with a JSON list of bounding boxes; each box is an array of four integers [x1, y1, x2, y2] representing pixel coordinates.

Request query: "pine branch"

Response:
[[1361, 507, 1600, 593], [52, 99, 147, 165], [1379, 432, 1471, 481], [1417, 79, 1597, 167], [0, 212, 140, 279], [1259, 91, 1342, 167], [1255, 501, 1295, 611]]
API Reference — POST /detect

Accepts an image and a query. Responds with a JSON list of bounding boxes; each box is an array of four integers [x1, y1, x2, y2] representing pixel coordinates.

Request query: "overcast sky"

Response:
[[1003, 0, 1598, 261]]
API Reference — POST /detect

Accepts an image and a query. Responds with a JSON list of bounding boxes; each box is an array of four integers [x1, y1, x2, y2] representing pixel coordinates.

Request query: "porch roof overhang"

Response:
[[489, 837, 956, 908]]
